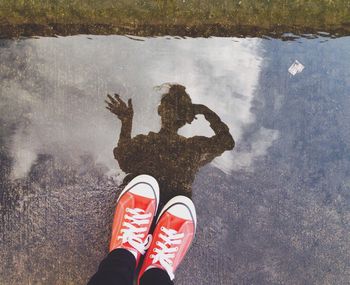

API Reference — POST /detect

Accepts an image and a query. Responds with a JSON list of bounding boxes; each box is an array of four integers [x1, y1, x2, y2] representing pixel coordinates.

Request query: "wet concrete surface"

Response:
[[1, 36, 350, 284]]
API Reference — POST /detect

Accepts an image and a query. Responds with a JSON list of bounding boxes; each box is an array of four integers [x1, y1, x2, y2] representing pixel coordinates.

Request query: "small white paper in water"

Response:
[[288, 60, 305, 75]]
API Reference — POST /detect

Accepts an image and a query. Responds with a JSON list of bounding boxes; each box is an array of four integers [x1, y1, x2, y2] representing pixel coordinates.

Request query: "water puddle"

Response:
[[1, 35, 350, 284]]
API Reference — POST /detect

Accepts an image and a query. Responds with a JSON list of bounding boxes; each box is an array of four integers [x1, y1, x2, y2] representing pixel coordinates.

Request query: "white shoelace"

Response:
[[150, 226, 184, 280], [118, 208, 152, 255]]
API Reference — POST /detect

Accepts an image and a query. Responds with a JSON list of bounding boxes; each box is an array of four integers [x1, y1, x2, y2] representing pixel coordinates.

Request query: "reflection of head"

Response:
[[158, 84, 195, 131]]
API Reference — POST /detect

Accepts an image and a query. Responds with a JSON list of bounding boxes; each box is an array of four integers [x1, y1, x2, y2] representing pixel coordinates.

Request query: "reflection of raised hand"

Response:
[[106, 94, 133, 142], [105, 94, 133, 122]]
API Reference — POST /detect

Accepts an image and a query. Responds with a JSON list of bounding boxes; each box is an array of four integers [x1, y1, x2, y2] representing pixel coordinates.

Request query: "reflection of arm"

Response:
[[111, 112, 134, 169], [105, 94, 135, 166], [114, 117, 133, 170], [190, 104, 234, 165], [114, 132, 145, 174], [118, 117, 132, 146], [201, 105, 235, 150]]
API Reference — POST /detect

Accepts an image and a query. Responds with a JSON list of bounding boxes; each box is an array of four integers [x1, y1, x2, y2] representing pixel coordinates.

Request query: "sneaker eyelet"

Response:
[[150, 254, 154, 258], [175, 247, 178, 251], [161, 226, 165, 231]]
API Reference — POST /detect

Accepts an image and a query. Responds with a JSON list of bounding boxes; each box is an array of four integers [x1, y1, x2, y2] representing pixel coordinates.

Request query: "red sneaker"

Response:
[[109, 174, 159, 265], [138, 196, 197, 282]]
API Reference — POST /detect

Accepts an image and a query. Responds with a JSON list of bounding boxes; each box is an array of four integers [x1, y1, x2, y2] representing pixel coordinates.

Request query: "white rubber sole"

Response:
[[157, 196, 197, 230], [117, 174, 160, 211]]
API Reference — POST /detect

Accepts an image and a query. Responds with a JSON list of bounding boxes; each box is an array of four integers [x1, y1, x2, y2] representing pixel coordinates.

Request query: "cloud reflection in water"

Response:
[[0, 36, 278, 178]]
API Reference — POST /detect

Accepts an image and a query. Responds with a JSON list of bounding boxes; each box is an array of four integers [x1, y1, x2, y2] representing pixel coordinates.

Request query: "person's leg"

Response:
[[87, 175, 160, 285], [88, 249, 135, 285], [138, 196, 196, 285], [139, 268, 173, 285]]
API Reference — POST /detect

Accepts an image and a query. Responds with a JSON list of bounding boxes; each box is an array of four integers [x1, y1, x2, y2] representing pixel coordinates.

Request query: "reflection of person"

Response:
[[88, 175, 196, 285], [106, 84, 234, 203]]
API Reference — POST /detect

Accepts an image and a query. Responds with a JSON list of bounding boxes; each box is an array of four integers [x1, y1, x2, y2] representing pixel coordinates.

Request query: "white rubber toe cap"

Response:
[[158, 196, 197, 229], [118, 174, 160, 208]]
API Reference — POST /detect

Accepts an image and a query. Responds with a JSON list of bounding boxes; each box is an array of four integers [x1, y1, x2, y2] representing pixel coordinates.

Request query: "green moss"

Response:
[[0, 0, 349, 38]]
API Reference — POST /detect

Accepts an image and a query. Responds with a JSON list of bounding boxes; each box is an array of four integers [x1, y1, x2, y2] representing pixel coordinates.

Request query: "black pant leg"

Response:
[[88, 249, 136, 285], [139, 268, 173, 285]]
